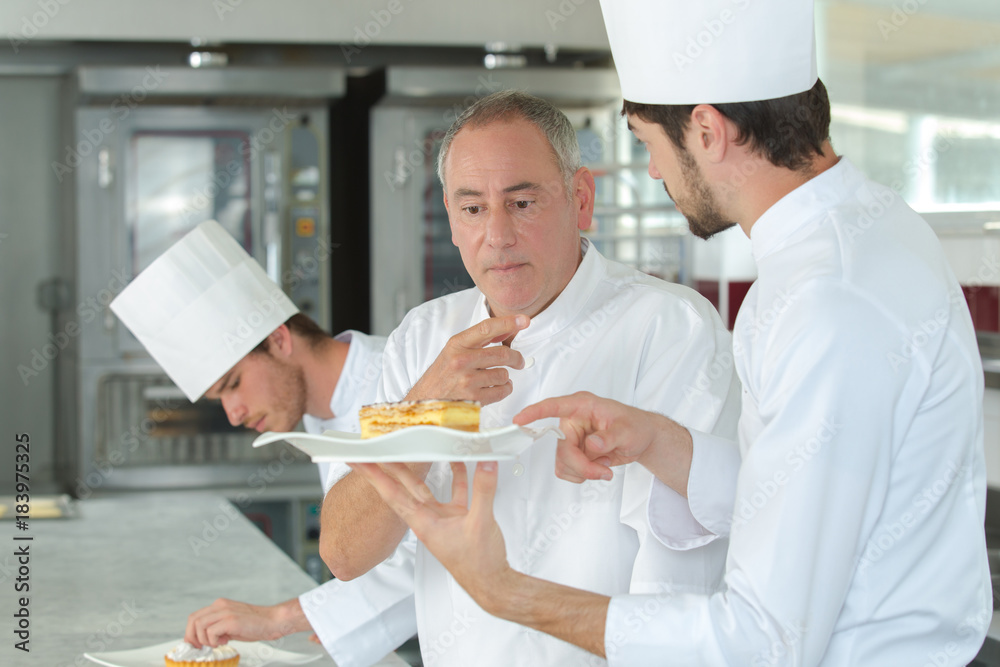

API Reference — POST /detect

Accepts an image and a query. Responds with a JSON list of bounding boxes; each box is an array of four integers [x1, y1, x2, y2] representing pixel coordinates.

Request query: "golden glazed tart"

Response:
[[164, 642, 239, 667], [359, 399, 481, 438]]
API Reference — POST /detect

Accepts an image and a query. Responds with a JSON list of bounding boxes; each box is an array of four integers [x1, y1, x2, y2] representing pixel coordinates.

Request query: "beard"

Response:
[[261, 351, 308, 431], [668, 148, 736, 241]]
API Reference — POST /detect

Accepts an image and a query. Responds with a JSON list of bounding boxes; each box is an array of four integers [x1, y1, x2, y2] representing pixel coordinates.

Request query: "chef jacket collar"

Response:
[[749, 157, 860, 263], [472, 237, 605, 347], [324, 330, 361, 422]]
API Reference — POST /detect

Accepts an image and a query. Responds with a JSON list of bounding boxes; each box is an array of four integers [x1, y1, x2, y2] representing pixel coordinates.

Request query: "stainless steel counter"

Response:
[[0, 492, 407, 667]]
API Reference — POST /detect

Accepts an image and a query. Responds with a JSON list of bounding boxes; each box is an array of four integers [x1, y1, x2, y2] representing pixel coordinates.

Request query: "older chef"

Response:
[[110, 220, 414, 667], [325, 90, 742, 666], [357, 1, 991, 665]]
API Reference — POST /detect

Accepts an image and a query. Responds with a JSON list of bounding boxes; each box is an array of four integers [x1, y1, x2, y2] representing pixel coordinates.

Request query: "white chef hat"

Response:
[[110, 220, 299, 402], [599, 0, 818, 104]]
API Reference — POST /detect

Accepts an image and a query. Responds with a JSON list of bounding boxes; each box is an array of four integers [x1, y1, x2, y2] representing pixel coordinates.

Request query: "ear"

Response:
[[572, 167, 596, 232], [268, 324, 294, 358], [688, 105, 731, 164]]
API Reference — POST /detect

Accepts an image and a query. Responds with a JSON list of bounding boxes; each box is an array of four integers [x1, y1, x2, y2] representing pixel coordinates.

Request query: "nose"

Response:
[[647, 155, 662, 180], [484, 208, 516, 249], [221, 394, 247, 427]]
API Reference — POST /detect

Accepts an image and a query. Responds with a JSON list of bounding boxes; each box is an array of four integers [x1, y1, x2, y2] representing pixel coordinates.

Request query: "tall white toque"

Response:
[[598, 0, 818, 104], [110, 220, 299, 402]]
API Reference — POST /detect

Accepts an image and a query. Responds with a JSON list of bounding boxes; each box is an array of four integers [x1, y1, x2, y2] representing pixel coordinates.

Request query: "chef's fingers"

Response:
[[449, 462, 470, 509], [469, 461, 498, 524], [474, 379, 514, 406], [185, 599, 224, 647], [455, 314, 530, 349], [474, 344, 525, 371], [555, 435, 612, 483], [308, 633, 321, 644], [513, 391, 597, 425]]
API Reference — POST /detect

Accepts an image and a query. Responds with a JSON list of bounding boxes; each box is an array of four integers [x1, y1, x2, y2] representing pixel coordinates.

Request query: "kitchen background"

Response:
[[0, 0, 999, 622]]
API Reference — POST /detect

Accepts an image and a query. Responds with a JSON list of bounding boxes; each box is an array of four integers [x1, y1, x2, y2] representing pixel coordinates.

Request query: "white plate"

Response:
[[84, 639, 322, 667], [252, 425, 559, 462]]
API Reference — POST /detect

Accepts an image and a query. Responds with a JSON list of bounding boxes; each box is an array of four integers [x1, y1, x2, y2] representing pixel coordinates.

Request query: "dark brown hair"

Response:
[[623, 78, 831, 172], [252, 313, 329, 354]]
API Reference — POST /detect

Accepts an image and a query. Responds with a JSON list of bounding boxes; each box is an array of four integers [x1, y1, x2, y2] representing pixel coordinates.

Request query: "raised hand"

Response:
[[405, 315, 529, 405], [349, 461, 513, 613]]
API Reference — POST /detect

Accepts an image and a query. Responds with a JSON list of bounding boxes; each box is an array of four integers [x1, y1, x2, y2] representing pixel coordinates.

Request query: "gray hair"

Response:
[[436, 90, 582, 197]]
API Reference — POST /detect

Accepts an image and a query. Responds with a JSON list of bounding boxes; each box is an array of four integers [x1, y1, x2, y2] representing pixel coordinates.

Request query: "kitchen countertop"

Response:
[[0, 492, 408, 667]]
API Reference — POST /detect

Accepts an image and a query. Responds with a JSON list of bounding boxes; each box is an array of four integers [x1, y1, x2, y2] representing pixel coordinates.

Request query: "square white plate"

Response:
[[84, 639, 322, 667], [252, 425, 559, 462]]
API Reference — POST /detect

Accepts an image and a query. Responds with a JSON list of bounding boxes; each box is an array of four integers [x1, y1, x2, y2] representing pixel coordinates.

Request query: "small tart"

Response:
[[164, 641, 239, 667]]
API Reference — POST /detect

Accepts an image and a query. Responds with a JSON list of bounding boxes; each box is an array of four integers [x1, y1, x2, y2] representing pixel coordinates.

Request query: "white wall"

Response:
[[0, 0, 610, 50]]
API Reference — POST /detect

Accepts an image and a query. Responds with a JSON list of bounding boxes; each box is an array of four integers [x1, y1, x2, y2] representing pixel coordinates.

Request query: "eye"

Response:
[[231, 377, 240, 390], [463, 205, 482, 215], [512, 200, 532, 210]]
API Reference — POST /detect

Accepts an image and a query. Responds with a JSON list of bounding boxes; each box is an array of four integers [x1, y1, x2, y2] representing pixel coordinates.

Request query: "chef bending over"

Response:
[[111, 221, 413, 667]]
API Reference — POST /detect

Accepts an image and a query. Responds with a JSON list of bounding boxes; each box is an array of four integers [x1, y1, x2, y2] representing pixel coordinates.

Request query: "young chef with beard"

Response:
[[110, 220, 415, 667], [322, 90, 742, 666], [352, 1, 991, 665]]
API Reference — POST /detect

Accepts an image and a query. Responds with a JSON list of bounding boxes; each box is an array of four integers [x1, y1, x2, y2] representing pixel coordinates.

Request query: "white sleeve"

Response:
[[629, 294, 741, 549], [607, 284, 905, 665], [647, 429, 741, 548], [300, 532, 417, 667]]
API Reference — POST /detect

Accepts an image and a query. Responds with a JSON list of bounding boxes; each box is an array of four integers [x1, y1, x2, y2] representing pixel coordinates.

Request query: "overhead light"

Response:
[[189, 51, 228, 68], [484, 53, 527, 69]]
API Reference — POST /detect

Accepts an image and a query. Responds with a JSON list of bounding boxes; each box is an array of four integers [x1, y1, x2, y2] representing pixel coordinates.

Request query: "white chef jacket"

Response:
[[605, 158, 991, 666], [378, 239, 742, 666], [297, 331, 420, 667]]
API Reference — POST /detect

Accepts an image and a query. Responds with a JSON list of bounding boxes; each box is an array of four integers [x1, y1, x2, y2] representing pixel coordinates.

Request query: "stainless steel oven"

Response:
[[58, 66, 344, 492]]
